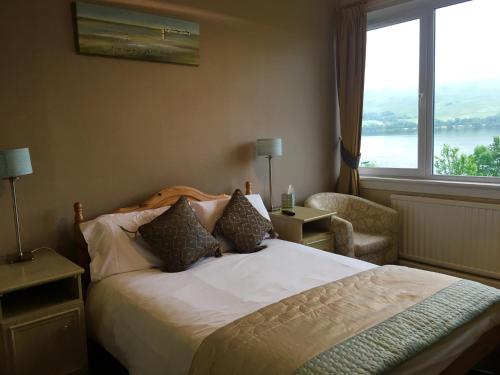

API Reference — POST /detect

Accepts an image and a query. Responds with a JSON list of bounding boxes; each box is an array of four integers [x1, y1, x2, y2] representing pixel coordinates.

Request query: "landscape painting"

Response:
[[75, 2, 199, 65]]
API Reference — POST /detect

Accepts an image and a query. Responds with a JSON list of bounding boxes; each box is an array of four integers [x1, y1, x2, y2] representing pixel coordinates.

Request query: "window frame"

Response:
[[360, 0, 500, 184]]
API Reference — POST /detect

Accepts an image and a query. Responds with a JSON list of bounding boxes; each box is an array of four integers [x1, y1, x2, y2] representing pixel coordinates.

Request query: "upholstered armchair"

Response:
[[304, 193, 398, 265]]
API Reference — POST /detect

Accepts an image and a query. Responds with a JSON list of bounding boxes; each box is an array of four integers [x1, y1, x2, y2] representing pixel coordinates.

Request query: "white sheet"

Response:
[[86, 239, 375, 374], [86, 239, 500, 375]]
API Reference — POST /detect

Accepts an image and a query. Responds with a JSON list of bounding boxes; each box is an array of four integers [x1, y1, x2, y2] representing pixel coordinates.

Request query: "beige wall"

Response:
[[0, 0, 336, 259], [360, 188, 393, 207]]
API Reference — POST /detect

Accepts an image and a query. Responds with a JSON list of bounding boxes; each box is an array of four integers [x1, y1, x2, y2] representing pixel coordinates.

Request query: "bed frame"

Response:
[[72, 180, 499, 375]]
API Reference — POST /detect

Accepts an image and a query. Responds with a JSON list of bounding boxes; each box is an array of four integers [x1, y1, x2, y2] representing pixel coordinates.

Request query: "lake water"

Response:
[[360, 128, 498, 168]]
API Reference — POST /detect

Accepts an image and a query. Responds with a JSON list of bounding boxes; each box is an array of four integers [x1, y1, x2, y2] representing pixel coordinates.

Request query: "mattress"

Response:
[[86, 239, 500, 375]]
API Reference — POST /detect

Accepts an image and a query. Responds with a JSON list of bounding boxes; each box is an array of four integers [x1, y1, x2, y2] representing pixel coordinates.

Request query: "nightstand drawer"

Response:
[[8, 308, 85, 375], [306, 237, 334, 252]]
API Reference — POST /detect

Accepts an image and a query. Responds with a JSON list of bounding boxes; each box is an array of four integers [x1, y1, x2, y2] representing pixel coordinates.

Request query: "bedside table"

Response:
[[0, 248, 87, 375], [269, 206, 336, 252]]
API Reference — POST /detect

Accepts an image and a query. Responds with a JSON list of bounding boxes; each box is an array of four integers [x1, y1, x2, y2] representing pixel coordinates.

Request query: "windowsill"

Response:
[[360, 176, 500, 200]]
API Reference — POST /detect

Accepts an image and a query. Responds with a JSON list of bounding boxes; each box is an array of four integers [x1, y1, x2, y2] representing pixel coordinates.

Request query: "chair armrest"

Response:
[[331, 216, 355, 258]]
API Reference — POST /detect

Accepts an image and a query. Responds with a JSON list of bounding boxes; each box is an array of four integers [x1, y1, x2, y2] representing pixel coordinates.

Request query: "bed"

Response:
[[74, 182, 500, 375]]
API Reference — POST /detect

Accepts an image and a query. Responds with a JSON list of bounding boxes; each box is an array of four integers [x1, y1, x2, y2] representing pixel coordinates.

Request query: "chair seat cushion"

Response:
[[353, 232, 392, 256]]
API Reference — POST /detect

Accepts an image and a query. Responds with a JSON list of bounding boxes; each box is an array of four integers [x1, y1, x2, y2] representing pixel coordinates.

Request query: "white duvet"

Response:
[[86, 239, 500, 375], [86, 239, 375, 374]]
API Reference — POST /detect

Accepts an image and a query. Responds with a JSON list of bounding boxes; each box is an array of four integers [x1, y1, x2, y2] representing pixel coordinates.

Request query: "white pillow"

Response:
[[80, 206, 169, 281], [190, 194, 270, 252]]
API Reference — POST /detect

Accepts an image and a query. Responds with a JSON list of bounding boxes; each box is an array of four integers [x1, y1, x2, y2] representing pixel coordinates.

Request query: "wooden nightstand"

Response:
[[269, 206, 336, 252], [0, 248, 87, 375]]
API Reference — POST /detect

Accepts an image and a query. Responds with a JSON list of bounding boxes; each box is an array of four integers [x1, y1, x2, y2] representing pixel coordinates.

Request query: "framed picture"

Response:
[[74, 2, 200, 66]]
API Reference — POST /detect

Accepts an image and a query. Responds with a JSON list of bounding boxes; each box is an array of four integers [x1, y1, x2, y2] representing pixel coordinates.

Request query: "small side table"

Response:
[[0, 248, 87, 375], [269, 206, 336, 252]]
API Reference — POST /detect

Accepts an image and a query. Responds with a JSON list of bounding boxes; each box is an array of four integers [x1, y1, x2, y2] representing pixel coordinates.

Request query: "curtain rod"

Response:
[[337, 0, 418, 12], [337, 0, 368, 11]]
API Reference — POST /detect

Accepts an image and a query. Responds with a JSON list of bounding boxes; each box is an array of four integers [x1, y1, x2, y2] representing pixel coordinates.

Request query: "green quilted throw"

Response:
[[294, 279, 500, 375]]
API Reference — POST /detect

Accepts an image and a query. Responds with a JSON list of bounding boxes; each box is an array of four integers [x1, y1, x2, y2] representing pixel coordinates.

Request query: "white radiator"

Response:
[[391, 195, 500, 281]]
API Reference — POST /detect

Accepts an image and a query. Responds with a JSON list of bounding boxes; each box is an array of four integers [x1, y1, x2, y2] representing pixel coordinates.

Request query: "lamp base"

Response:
[[8, 251, 34, 264]]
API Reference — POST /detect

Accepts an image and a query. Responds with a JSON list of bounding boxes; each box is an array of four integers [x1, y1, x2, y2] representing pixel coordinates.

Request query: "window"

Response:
[[361, 20, 420, 169], [360, 0, 500, 181]]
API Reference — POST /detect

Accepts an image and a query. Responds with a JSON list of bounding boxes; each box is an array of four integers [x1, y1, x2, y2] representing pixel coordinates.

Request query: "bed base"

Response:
[[441, 324, 500, 375]]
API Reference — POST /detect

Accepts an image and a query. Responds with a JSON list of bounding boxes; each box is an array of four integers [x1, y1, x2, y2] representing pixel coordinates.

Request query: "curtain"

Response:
[[334, 4, 367, 196]]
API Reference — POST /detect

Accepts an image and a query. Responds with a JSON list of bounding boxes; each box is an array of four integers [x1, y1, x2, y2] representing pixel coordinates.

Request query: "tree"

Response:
[[473, 145, 494, 176], [360, 160, 377, 168], [473, 136, 499, 176], [435, 137, 499, 177], [434, 144, 477, 176], [487, 136, 498, 174]]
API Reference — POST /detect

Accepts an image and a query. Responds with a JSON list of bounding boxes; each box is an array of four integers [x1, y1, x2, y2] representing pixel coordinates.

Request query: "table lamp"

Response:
[[0, 148, 34, 263], [256, 138, 282, 211]]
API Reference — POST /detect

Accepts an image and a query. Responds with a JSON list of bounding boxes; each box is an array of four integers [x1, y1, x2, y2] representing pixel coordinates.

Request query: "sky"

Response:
[[364, 0, 500, 90]]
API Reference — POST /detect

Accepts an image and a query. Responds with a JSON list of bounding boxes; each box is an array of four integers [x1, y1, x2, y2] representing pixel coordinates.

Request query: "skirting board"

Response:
[[399, 259, 500, 289]]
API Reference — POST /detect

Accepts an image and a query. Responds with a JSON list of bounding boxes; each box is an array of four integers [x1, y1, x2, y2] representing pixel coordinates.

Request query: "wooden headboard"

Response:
[[74, 181, 253, 293]]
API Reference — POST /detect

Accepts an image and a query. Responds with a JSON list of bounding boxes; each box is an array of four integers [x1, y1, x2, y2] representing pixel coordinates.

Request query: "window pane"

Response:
[[361, 20, 420, 169], [434, 0, 500, 178]]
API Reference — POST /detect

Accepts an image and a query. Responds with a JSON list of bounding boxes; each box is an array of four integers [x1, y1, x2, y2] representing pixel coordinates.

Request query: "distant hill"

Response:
[[363, 79, 500, 121]]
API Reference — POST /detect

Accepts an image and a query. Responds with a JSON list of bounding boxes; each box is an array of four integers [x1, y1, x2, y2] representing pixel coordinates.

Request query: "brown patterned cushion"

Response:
[[214, 189, 275, 253], [139, 196, 221, 272]]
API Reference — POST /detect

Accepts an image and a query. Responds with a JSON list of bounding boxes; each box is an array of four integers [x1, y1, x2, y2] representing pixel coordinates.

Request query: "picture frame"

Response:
[[74, 1, 200, 66]]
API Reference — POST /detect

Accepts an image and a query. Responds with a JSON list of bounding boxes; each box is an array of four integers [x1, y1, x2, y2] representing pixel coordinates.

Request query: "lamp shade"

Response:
[[256, 138, 282, 157], [0, 148, 33, 179]]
